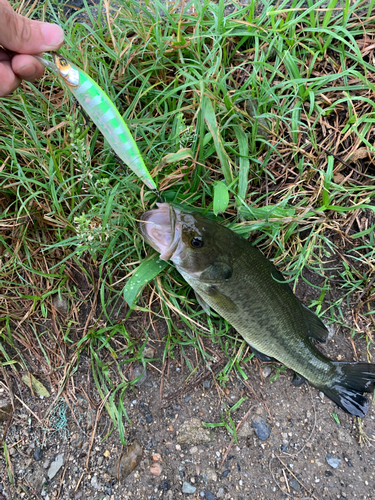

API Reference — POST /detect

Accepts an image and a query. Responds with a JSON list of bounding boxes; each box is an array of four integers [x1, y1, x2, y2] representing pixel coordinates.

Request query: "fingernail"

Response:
[[17, 62, 38, 79], [41, 24, 64, 49]]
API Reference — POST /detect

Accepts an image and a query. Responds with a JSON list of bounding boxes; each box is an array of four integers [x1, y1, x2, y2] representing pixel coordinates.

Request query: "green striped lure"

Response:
[[37, 53, 157, 191]]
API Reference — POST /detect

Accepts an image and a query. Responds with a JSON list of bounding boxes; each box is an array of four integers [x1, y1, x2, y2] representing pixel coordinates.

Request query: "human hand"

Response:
[[0, 0, 64, 96]]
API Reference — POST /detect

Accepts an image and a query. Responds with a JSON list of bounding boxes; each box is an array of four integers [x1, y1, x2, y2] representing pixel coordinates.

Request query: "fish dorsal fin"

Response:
[[301, 304, 328, 342], [194, 291, 211, 315], [200, 262, 232, 282]]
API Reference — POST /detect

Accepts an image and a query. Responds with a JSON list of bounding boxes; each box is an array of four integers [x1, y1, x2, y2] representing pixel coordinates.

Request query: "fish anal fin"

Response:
[[250, 346, 276, 362], [292, 372, 306, 387], [301, 304, 328, 342], [195, 291, 211, 315]]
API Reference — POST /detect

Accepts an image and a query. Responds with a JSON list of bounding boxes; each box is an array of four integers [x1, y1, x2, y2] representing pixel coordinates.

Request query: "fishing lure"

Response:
[[37, 53, 157, 191]]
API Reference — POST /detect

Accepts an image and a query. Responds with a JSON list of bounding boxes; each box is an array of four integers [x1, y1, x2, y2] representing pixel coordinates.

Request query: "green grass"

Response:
[[1, 0, 375, 442]]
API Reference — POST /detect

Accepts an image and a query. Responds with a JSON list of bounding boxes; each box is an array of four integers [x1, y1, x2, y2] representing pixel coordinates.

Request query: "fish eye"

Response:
[[59, 58, 68, 67], [190, 236, 204, 249]]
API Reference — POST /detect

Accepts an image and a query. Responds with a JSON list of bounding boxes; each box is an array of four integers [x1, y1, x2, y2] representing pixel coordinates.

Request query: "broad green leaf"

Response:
[[22, 373, 50, 397], [123, 254, 168, 308], [213, 180, 229, 215]]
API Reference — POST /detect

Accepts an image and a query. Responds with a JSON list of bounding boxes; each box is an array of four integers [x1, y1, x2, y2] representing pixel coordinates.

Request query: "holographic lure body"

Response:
[[38, 53, 157, 191]]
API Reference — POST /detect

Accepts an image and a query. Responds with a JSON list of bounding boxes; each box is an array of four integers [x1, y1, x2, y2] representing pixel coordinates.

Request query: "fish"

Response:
[[140, 203, 375, 418], [35, 53, 157, 191]]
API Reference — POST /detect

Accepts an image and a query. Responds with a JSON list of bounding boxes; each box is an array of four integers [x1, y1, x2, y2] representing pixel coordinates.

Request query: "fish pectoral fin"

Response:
[[194, 291, 211, 315], [200, 262, 232, 282], [301, 304, 328, 342], [205, 286, 238, 313]]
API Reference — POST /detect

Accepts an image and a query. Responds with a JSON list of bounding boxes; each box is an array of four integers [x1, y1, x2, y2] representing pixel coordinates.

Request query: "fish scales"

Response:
[[179, 232, 333, 386], [140, 203, 375, 417]]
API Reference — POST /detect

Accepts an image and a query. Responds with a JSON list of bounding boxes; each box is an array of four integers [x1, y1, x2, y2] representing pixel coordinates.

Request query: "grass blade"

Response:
[[203, 95, 233, 184], [123, 254, 168, 308], [213, 180, 230, 215]]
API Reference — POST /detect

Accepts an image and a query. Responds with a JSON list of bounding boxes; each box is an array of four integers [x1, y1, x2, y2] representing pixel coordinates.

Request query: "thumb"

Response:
[[0, 0, 64, 54]]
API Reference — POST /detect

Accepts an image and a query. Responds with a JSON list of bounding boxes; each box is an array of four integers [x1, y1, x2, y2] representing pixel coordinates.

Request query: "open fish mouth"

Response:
[[140, 203, 182, 261]]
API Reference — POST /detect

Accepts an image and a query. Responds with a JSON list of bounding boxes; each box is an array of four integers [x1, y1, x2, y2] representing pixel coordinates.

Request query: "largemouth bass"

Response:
[[140, 203, 375, 417]]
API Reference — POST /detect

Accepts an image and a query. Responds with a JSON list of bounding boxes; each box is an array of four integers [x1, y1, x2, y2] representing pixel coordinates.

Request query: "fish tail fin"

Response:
[[321, 362, 375, 417]]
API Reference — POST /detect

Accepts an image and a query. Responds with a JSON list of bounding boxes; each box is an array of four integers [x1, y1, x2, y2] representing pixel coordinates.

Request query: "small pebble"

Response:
[[71, 434, 83, 449], [251, 416, 271, 441], [33, 447, 43, 461], [150, 463, 163, 476], [159, 480, 170, 491], [177, 418, 213, 444], [182, 482, 196, 494], [146, 413, 153, 424], [262, 367, 272, 378], [0, 399, 12, 423], [326, 454, 341, 469], [109, 440, 143, 480], [91, 475, 101, 489], [47, 454, 64, 480], [204, 491, 216, 500], [203, 468, 217, 482], [53, 294, 69, 315], [82, 442, 90, 453], [216, 488, 224, 499], [132, 365, 147, 387], [222, 470, 230, 478], [143, 346, 155, 358]]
